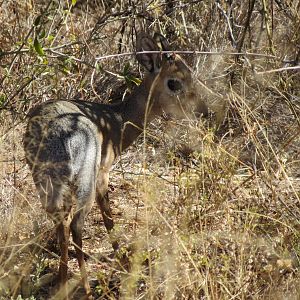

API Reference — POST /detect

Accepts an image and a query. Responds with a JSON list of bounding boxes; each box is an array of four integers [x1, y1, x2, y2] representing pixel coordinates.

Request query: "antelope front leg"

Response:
[[96, 176, 119, 251], [71, 211, 93, 300]]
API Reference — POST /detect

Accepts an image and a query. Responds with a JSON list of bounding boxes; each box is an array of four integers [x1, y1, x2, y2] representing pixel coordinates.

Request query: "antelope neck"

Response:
[[116, 72, 160, 151]]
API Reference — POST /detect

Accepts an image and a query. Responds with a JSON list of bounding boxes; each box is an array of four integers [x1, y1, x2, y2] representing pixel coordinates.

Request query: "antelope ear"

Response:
[[153, 33, 171, 51], [136, 33, 161, 73]]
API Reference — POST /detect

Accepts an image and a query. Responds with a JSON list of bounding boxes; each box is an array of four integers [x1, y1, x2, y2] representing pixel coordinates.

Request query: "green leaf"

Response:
[[42, 57, 49, 65], [47, 35, 54, 42], [96, 63, 104, 72], [71, 0, 77, 5], [34, 37, 45, 56], [39, 29, 46, 39], [127, 74, 142, 86], [123, 62, 130, 74], [58, 63, 70, 75], [0, 93, 7, 108], [34, 15, 41, 26]]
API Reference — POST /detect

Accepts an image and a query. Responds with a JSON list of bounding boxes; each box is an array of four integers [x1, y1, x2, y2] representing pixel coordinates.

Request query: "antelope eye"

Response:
[[167, 79, 183, 93]]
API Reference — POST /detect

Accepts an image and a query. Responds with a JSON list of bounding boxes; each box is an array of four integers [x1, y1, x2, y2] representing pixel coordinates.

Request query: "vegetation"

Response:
[[0, 0, 299, 299]]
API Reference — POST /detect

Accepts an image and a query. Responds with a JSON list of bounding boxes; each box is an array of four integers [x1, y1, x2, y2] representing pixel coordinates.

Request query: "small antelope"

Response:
[[24, 33, 207, 299]]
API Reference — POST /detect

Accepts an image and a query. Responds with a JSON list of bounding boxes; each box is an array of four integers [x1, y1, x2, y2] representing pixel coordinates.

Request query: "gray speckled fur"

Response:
[[24, 100, 122, 217]]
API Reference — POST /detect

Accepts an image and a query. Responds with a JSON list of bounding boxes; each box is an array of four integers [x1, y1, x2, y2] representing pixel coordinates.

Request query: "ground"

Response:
[[1, 1, 300, 299]]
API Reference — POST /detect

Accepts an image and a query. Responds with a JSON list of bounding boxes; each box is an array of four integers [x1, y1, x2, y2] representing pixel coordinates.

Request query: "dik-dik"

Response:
[[24, 32, 207, 299]]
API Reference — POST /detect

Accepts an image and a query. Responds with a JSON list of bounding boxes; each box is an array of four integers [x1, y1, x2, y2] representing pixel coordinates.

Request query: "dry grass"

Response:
[[1, 0, 300, 299]]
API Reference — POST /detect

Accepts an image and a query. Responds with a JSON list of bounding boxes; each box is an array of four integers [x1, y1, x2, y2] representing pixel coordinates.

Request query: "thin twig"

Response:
[[256, 65, 300, 74], [236, 0, 256, 54], [94, 50, 277, 61]]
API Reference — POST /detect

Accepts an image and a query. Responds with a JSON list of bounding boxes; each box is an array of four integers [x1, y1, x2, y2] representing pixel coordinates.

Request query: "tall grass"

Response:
[[0, 0, 299, 299]]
